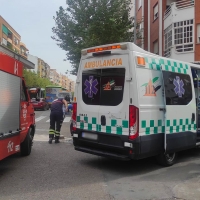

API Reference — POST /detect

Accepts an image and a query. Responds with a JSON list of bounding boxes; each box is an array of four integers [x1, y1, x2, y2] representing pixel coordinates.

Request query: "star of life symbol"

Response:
[[7, 141, 14, 153], [173, 76, 185, 97], [84, 76, 98, 98]]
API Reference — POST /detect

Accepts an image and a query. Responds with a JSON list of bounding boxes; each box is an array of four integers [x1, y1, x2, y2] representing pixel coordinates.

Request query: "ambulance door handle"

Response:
[[192, 113, 195, 122], [159, 108, 166, 112], [101, 115, 106, 126]]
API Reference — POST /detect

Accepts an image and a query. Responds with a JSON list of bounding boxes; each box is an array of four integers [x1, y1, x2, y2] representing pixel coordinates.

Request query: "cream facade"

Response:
[[50, 69, 60, 85]]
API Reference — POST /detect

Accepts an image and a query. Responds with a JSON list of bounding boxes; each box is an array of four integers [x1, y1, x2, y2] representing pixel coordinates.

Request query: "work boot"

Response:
[[48, 138, 53, 144], [55, 136, 60, 143], [55, 139, 60, 143]]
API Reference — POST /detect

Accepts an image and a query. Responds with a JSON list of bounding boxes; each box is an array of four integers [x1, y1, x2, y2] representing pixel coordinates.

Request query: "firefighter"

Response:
[[49, 97, 68, 144]]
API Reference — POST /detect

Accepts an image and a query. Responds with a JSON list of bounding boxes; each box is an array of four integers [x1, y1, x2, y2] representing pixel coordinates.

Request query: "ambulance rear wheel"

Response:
[[156, 152, 177, 167], [20, 128, 33, 156]]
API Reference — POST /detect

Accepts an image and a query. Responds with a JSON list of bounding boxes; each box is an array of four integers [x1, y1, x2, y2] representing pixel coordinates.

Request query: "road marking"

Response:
[[63, 117, 71, 123], [36, 129, 49, 132], [34, 134, 48, 141], [35, 116, 46, 122], [46, 116, 71, 123], [33, 134, 72, 142], [35, 116, 71, 123]]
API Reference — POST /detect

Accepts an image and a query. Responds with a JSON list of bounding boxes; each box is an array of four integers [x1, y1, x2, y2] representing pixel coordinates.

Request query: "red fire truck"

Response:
[[0, 44, 36, 161]]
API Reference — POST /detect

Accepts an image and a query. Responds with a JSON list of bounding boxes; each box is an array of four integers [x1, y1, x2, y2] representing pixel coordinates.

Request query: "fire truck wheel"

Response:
[[156, 152, 177, 167], [20, 128, 33, 156]]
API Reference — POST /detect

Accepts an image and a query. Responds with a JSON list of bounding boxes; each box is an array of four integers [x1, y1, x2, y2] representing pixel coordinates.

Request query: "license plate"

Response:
[[33, 103, 38, 105], [82, 132, 98, 140]]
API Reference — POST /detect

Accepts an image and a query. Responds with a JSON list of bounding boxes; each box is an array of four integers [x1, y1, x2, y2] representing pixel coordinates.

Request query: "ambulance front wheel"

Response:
[[156, 152, 177, 167], [20, 128, 33, 156]]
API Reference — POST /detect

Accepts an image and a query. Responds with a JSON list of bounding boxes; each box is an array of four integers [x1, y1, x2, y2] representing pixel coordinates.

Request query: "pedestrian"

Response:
[[49, 96, 68, 144], [68, 103, 73, 112]]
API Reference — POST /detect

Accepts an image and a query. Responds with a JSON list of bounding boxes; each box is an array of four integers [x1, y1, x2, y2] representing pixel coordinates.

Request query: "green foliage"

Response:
[[7, 42, 13, 51], [23, 69, 53, 88], [52, 0, 137, 75]]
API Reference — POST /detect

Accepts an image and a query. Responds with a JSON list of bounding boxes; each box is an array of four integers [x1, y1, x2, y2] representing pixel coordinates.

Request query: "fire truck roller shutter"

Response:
[[0, 71, 21, 134]]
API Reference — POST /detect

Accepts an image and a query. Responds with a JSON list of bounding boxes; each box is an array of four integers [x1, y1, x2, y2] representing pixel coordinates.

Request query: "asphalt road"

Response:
[[1, 110, 200, 200]]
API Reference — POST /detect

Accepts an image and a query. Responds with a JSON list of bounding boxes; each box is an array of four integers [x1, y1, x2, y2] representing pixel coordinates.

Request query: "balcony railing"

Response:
[[164, 0, 194, 19], [176, 0, 194, 9], [164, 6, 171, 20]]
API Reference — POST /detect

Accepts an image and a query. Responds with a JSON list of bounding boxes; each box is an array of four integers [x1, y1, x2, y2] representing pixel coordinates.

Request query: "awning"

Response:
[[2, 24, 8, 35]]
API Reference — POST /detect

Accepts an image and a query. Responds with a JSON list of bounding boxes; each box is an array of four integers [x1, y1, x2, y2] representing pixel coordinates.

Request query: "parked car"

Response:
[[31, 98, 49, 111]]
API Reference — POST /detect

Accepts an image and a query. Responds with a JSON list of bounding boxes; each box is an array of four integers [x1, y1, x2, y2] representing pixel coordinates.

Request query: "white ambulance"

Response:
[[72, 42, 200, 166]]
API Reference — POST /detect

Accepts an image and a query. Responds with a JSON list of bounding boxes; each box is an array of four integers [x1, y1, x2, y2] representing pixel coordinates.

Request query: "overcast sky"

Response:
[[0, 0, 76, 81]]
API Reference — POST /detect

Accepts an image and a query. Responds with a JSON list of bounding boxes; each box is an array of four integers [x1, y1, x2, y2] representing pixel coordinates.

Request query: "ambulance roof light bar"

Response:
[[81, 44, 127, 56]]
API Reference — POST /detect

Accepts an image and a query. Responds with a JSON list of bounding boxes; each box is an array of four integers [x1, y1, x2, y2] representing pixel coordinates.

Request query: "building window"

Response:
[[138, 0, 142, 10], [14, 37, 19, 45], [164, 25, 172, 57], [153, 3, 158, 20], [153, 40, 159, 55], [7, 30, 13, 40], [197, 24, 200, 43], [2, 24, 9, 35], [2, 38, 7, 46], [174, 19, 194, 52]]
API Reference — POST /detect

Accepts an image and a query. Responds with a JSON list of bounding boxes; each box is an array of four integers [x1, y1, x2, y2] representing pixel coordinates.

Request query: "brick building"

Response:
[[135, 0, 199, 63]]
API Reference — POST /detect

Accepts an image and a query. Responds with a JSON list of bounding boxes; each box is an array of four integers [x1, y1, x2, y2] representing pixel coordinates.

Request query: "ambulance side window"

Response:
[[21, 80, 28, 102], [163, 71, 192, 105]]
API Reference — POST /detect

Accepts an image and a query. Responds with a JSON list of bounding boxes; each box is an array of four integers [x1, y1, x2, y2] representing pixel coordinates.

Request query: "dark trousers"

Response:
[[49, 112, 63, 139]]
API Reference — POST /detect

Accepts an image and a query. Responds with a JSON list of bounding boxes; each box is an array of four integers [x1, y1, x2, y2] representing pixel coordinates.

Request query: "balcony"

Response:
[[164, 0, 194, 29], [163, 0, 195, 62]]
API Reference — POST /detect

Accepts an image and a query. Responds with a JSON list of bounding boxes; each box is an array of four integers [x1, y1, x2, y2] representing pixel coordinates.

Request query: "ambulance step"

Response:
[[197, 131, 200, 138], [196, 142, 200, 146]]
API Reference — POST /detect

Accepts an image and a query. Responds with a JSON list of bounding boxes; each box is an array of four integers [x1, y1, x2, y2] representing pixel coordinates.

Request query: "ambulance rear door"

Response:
[[77, 45, 130, 141], [97, 55, 130, 137]]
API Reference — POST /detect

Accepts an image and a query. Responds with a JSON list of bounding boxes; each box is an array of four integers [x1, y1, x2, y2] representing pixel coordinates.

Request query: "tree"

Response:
[[52, 0, 136, 75], [23, 70, 53, 88]]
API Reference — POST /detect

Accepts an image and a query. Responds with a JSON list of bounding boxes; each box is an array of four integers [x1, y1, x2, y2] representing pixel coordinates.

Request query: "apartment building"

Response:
[[50, 69, 60, 85], [135, 0, 200, 63], [0, 15, 29, 59], [70, 81, 75, 92], [44, 62, 50, 78], [27, 54, 39, 73], [59, 73, 67, 89], [28, 54, 50, 79], [20, 42, 29, 59], [57, 73, 75, 92]]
